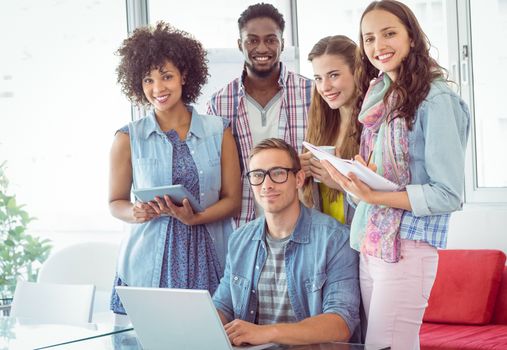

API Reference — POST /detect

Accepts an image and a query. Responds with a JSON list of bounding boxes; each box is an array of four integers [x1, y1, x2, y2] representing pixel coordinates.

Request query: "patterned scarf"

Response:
[[350, 73, 411, 263]]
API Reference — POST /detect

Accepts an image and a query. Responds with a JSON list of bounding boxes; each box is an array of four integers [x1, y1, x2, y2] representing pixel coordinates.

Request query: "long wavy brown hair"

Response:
[[302, 35, 361, 207], [354, 0, 446, 127]]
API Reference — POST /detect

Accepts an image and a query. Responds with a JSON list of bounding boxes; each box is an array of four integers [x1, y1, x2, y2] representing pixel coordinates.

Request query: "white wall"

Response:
[[447, 205, 507, 253], [36, 230, 125, 258]]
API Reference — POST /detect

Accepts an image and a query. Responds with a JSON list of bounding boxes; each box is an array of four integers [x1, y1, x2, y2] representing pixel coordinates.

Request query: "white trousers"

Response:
[[360, 239, 439, 350]]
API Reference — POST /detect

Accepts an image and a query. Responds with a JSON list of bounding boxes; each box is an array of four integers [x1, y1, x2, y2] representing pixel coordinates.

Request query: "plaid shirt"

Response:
[[207, 63, 312, 228], [399, 211, 450, 248]]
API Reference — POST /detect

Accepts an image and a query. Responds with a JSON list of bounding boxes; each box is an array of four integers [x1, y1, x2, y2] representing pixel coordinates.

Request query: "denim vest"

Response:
[[117, 107, 233, 287]]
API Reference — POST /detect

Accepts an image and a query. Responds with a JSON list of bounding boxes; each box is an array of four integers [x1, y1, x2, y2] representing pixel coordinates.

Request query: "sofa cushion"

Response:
[[423, 250, 506, 325], [492, 267, 507, 324], [420, 322, 507, 350]]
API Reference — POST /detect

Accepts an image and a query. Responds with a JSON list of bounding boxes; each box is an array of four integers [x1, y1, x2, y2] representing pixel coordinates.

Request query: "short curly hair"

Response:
[[116, 21, 208, 106], [238, 3, 285, 34]]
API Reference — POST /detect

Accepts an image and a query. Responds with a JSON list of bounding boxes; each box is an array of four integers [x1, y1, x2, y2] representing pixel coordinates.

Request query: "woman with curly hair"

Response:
[[321, 1, 470, 348], [109, 22, 241, 315], [300, 35, 360, 225]]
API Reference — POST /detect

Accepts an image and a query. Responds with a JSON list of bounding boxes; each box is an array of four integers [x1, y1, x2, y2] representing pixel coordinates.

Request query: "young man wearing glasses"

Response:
[[212, 138, 360, 346]]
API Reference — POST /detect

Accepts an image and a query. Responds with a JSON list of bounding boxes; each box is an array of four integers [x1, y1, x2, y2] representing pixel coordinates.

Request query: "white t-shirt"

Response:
[[245, 91, 283, 217]]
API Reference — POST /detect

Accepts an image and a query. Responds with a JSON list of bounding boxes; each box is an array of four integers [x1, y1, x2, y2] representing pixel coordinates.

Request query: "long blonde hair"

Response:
[[303, 35, 361, 207]]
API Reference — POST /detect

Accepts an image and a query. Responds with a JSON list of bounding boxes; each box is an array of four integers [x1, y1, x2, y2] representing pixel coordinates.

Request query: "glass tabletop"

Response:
[[48, 330, 389, 350], [0, 316, 133, 350]]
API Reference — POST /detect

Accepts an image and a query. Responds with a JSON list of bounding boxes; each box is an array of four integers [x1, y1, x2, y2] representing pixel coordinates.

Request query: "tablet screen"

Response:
[[132, 184, 204, 212]]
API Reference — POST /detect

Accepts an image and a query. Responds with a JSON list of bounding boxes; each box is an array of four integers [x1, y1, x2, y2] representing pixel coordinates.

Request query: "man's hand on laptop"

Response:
[[224, 319, 274, 346]]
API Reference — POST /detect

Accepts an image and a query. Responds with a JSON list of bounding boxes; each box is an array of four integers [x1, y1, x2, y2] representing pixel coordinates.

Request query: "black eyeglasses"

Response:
[[246, 167, 299, 186]]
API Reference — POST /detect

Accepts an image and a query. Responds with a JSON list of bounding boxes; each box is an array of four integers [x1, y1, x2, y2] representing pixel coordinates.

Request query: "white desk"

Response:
[[0, 316, 133, 349]]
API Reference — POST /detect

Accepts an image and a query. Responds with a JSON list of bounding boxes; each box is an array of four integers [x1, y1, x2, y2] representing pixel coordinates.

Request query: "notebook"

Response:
[[115, 286, 275, 350], [303, 141, 399, 192]]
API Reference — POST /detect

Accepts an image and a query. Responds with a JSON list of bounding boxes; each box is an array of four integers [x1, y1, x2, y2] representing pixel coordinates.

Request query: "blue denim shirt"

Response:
[[116, 107, 233, 287], [401, 81, 470, 247], [348, 81, 470, 248], [405, 80, 470, 216], [212, 205, 360, 337]]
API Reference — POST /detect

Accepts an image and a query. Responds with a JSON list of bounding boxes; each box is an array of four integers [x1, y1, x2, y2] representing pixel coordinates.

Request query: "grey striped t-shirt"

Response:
[[256, 233, 297, 325]]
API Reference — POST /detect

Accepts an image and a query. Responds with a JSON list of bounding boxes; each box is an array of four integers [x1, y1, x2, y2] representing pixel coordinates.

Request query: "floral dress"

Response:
[[110, 122, 227, 314]]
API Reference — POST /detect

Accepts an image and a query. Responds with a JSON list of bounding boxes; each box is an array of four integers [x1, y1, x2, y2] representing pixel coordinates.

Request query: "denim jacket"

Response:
[[405, 80, 470, 217], [116, 107, 233, 287], [402, 81, 470, 247], [347, 81, 470, 248], [212, 205, 360, 336]]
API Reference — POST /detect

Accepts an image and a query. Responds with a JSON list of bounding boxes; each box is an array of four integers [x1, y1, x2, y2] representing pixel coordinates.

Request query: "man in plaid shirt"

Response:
[[207, 3, 312, 228]]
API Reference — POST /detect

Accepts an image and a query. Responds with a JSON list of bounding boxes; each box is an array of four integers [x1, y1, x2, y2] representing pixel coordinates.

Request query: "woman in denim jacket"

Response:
[[322, 1, 470, 349], [108, 22, 241, 315]]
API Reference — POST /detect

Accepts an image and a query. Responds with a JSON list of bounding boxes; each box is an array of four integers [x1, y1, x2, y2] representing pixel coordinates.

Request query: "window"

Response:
[[147, 0, 294, 112], [149, 0, 292, 48], [456, 0, 507, 202], [469, 0, 507, 188], [0, 1, 131, 245], [297, 0, 449, 78], [2, 0, 504, 256]]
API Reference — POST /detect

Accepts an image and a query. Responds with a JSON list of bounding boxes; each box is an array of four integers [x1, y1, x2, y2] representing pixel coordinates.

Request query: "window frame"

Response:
[[452, 0, 507, 203]]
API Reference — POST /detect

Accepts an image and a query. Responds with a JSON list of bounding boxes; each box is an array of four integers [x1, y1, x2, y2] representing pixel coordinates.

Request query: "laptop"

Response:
[[116, 286, 275, 350]]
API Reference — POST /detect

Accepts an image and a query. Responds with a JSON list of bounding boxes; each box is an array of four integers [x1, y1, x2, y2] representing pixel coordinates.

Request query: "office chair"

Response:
[[10, 280, 95, 325], [37, 241, 120, 320]]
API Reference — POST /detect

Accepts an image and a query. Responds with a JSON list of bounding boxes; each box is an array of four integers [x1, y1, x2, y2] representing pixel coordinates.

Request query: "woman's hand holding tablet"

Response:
[[132, 184, 204, 213]]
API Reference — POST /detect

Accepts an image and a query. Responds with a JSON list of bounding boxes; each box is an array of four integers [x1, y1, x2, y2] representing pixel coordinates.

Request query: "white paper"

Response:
[[303, 141, 399, 192]]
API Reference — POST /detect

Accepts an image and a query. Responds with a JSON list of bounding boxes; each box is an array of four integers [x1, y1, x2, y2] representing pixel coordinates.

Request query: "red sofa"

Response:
[[420, 250, 507, 350]]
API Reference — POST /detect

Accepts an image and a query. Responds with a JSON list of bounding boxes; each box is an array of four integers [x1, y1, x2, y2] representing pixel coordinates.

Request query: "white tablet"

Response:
[[132, 184, 204, 212]]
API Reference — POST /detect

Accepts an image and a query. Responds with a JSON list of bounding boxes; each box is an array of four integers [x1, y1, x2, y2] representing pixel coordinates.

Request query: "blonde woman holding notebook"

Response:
[[300, 35, 361, 225]]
